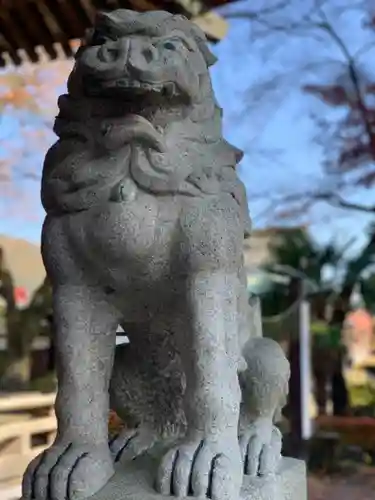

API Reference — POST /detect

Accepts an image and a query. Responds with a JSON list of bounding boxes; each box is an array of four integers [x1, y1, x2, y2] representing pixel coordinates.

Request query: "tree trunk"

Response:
[[312, 344, 333, 415], [329, 291, 351, 416], [329, 343, 349, 416]]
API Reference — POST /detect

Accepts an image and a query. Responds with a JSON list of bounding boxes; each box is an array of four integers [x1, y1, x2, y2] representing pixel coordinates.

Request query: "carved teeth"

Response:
[[113, 78, 165, 92]]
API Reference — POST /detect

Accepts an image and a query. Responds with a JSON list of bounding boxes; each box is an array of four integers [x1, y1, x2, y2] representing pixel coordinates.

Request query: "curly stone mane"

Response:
[[41, 10, 251, 235]]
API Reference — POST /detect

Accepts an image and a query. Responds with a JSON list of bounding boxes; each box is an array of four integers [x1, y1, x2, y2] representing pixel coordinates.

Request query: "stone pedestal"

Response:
[[90, 455, 307, 500]]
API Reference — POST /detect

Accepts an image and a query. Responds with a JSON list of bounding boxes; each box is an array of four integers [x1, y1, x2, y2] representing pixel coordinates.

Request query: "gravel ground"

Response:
[[308, 468, 375, 500]]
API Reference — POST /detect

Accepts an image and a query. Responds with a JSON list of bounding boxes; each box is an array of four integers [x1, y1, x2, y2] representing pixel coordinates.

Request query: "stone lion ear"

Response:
[[224, 140, 243, 163], [185, 19, 218, 67], [192, 38, 218, 67], [233, 146, 244, 163], [95, 10, 112, 23], [201, 45, 218, 67], [95, 10, 120, 29]]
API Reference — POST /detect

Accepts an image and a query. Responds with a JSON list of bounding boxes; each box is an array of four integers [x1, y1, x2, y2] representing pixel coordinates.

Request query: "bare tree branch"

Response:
[[314, 6, 375, 153], [252, 189, 375, 225], [223, 1, 293, 21], [313, 192, 375, 213], [225, 0, 375, 221]]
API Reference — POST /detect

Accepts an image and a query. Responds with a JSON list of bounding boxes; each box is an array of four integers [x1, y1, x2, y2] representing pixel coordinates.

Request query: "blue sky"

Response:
[[210, 0, 375, 253], [0, 0, 373, 255]]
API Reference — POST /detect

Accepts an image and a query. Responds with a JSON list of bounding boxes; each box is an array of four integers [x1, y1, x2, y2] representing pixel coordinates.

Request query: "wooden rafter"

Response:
[[0, 0, 234, 67]]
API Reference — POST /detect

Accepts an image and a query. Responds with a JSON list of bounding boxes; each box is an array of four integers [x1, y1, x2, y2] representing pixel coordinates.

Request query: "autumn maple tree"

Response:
[[0, 59, 72, 217], [0, 59, 72, 115]]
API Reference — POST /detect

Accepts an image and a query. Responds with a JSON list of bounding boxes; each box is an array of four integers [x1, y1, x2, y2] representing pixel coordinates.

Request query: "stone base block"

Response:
[[90, 455, 307, 500]]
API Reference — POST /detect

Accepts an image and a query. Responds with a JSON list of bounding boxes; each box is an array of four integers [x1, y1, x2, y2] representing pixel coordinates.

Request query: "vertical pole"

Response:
[[286, 277, 304, 458], [300, 300, 312, 440], [248, 295, 262, 338]]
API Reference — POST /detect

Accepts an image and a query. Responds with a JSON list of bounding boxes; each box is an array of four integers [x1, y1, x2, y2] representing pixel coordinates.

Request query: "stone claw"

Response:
[[239, 420, 282, 477], [155, 435, 242, 500], [109, 427, 156, 463], [22, 442, 114, 500]]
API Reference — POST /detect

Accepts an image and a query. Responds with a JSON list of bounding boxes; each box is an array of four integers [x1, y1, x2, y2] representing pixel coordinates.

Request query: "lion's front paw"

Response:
[[109, 427, 156, 463], [239, 420, 282, 477], [155, 435, 242, 500], [22, 442, 114, 500]]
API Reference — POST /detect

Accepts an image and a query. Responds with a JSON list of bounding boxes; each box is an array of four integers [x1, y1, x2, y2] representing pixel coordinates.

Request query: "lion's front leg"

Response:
[[156, 272, 243, 500], [22, 285, 120, 500]]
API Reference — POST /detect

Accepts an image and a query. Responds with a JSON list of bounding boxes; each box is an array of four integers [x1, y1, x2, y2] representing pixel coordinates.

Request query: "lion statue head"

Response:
[[42, 10, 251, 236], [71, 10, 217, 102]]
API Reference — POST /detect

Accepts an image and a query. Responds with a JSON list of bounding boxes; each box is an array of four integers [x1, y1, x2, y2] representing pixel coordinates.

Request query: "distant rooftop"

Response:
[[0, 0, 233, 67]]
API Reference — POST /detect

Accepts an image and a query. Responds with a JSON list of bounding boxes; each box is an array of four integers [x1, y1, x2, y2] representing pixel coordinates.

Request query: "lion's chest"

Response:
[[68, 195, 179, 285]]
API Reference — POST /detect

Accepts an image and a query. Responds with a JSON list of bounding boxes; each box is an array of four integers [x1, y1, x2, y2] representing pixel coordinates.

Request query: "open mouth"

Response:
[[95, 77, 178, 97]]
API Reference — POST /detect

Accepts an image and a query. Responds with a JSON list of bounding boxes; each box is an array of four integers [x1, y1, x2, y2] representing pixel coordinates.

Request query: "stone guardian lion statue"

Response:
[[22, 10, 289, 500]]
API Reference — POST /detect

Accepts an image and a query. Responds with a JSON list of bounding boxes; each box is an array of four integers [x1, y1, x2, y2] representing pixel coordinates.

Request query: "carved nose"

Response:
[[141, 45, 158, 63], [128, 42, 158, 71], [98, 39, 129, 64]]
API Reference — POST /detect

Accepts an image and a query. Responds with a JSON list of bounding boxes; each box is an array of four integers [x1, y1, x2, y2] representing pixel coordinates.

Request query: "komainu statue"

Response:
[[22, 10, 294, 500]]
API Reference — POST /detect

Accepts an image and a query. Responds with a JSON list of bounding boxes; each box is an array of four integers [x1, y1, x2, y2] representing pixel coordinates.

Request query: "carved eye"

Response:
[[163, 40, 178, 51]]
